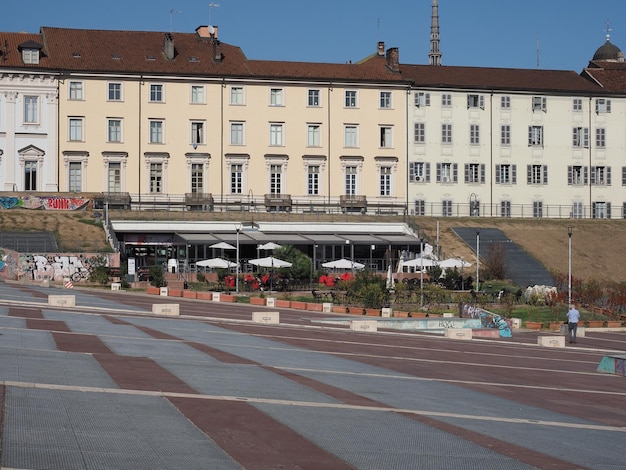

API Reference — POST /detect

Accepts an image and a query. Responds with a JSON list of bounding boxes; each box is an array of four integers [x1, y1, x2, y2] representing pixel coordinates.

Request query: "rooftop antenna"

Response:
[[169, 9, 183, 33], [377, 17, 380, 43], [209, 2, 220, 26], [536, 33, 540, 68], [605, 19, 612, 41]]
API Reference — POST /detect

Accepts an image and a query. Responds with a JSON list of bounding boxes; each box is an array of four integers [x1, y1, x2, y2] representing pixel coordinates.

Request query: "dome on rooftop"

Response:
[[593, 37, 624, 61]]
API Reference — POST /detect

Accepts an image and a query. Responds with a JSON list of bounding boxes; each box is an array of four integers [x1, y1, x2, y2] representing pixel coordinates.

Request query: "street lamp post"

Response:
[[568, 226, 573, 307], [235, 223, 242, 294], [475, 229, 480, 292], [420, 239, 424, 309]]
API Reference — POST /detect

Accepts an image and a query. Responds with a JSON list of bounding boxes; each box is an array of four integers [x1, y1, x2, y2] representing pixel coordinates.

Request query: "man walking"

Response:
[[566, 304, 580, 343]]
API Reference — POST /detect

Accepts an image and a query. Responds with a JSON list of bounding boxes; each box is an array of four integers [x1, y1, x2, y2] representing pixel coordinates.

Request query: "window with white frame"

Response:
[[307, 165, 320, 195], [230, 86, 244, 105], [470, 124, 480, 145], [345, 90, 357, 108], [108, 119, 122, 143], [501, 96, 511, 109], [467, 94, 484, 109], [573, 98, 582, 112], [409, 161, 430, 182], [307, 124, 321, 147], [595, 98, 611, 114], [573, 127, 589, 148], [269, 164, 284, 194], [528, 125, 543, 146], [230, 122, 244, 145], [591, 166, 610, 185], [527, 164, 548, 185], [108, 82, 122, 101], [68, 161, 82, 192], [593, 201, 610, 219], [69, 81, 83, 100], [533, 201, 543, 218], [415, 92, 430, 107], [308, 89, 320, 107], [24, 161, 37, 190], [442, 200, 453, 217], [501, 201, 511, 217], [596, 128, 606, 148], [149, 120, 164, 143], [149, 163, 163, 193], [269, 123, 284, 146], [379, 166, 392, 196], [568, 165, 587, 185], [344, 125, 358, 147], [414, 199, 425, 216], [191, 85, 205, 104], [495, 164, 516, 184], [108, 162, 122, 192], [380, 91, 392, 108], [230, 163, 243, 194], [345, 165, 357, 195], [150, 84, 164, 102], [532, 96, 547, 112], [191, 121, 205, 145], [501, 124, 511, 146], [464, 163, 485, 183], [24, 96, 38, 123], [269, 88, 283, 106], [572, 201, 584, 218], [22, 48, 39, 64], [442, 123, 452, 144], [414, 122, 425, 143], [437, 162, 457, 183], [380, 126, 392, 148], [441, 93, 452, 107], [191, 163, 204, 193], [69, 117, 83, 141]]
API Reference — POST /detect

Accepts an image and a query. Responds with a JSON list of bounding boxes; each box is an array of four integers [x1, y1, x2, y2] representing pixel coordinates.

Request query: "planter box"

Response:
[[605, 321, 622, 328], [290, 301, 307, 310], [275, 299, 291, 308], [196, 292, 213, 301], [249, 297, 266, 306], [168, 289, 183, 297], [393, 311, 409, 318], [182, 291, 197, 299], [364, 308, 381, 317], [525, 321, 543, 330], [410, 312, 428, 318], [332, 305, 348, 314], [220, 294, 236, 303], [586, 320, 604, 328], [547, 322, 562, 331], [146, 286, 160, 295], [348, 307, 364, 315], [306, 302, 324, 312]]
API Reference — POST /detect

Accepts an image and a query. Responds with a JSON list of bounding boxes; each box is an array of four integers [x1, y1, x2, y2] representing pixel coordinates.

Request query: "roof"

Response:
[[593, 39, 623, 61], [581, 61, 626, 93]]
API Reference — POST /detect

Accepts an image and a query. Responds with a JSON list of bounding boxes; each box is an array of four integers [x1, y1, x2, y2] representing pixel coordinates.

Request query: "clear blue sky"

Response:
[[2, 0, 625, 72]]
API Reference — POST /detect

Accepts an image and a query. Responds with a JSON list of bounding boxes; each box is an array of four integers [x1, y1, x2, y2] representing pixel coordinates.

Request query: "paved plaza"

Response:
[[1, 281, 625, 469]]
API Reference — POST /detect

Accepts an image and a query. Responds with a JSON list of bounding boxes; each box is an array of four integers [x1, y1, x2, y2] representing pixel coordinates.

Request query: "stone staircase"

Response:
[[163, 272, 186, 290]]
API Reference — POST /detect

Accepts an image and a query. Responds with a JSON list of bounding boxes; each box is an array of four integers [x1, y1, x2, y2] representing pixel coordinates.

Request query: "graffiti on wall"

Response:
[[0, 247, 19, 280], [16, 253, 120, 282], [0, 196, 89, 210]]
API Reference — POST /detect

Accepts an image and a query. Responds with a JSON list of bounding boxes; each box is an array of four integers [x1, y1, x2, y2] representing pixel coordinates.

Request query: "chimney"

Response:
[[195, 25, 219, 39], [386, 47, 399, 72], [163, 33, 175, 60], [377, 41, 385, 56], [212, 37, 223, 63]]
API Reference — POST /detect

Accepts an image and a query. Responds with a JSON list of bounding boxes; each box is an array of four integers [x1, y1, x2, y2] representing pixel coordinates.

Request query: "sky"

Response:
[[2, 0, 626, 72]]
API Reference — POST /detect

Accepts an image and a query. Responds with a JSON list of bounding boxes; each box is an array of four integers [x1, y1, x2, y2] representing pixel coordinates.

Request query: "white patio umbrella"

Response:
[[248, 256, 292, 268], [258, 242, 282, 250], [438, 258, 472, 269], [196, 258, 238, 269], [401, 257, 437, 268], [209, 241, 236, 250], [321, 258, 365, 270], [386, 264, 394, 289]]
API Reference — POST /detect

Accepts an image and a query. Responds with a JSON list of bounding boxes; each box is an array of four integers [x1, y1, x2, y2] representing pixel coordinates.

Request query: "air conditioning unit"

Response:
[[442, 176, 450, 183], [416, 176, 424, 182]]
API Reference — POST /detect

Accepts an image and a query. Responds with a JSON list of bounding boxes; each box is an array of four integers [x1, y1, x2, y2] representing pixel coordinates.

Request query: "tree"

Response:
[[483, 242, 506, 280]]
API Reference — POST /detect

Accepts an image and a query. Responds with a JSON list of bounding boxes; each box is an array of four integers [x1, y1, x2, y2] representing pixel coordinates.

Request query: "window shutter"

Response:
[[528, 126, 532, 146], [464, 164, 469, 183], [480, 164, 485, 183], [607, 166, 612, 185], [607, 100, 612, 113], [607, 202, 612, 218], [595, 100, 599, 113], [495, 165, 501, 183], [527, 165, 532, 184], [542, 97, 547, 111], [622, 166, 626, 186], [592, 203, 597, 219], [590, 166, 596, 184], [583, 167, 588, 184], [479, 95, 485, 109], [584, 128, 589, 147], [453, 163, 458, 182], [425, 163, 431, 182], [466, 95, 471, 108], [512, 165, 517, 184], [567, 166, 573, 185], [543, 165, 548, 185], [425, 93, 431, 106], [436, 163, 441, 182]]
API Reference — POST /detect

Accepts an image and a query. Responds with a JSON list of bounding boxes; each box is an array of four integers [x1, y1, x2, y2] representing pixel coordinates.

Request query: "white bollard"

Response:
[[322, 302, 333, 313], [159, 287, 169, 296], [252, 311, 279, 324], [212, 292, 221, 302], [266, 297, 276, 307], [381, 307, 392, 318], [152, 304, 180, 316], [111, 282, 122, 291]]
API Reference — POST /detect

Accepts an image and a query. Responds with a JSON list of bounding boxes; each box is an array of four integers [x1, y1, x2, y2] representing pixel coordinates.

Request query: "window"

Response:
[[149, 120, 163, 143], [527, 164, 548, 185], [24, 161, 37, 190], [467, 94, 484, 109], [380, 166, 391, 196], [24, 96, 38, 123], [572, 202, 584, 219], [380, 126, 392, 148], [230, 86, 244, 105], [622, 167, 626, 186], [307, 124, 321, 147], [591, 166, 611, 185], [415, 92, 430, 107], [595, 98, 611, 114], [501, 125, 511, 146], [69, 118, 83, 141], [441, 123, 452, 144], [414, 123, 425, 143], [414, 200, 425, 216], [191, 121, 205, 145], [470, 124, 480, 145], [69, 81, 83, 100], [108, 162, 121, 192], [149, 163, 162, 193], [108, 119, 122, 143], [568, 165, 587, 185], [22, 48, 39, 64], [150, 84, 164, 102], [269, 88, 283, 106], [409, 162, 430, 182], [191, 85, 205, 104], [345, 90, 357, 108], [441, 94, 452, 107], [307, 165, 320, 195], [572, 127, 589, 148], [464, 163, 485, 183], [344, 125, 358, 147], [345, 166, 357, 195], [593, 202, 611, 219], [380, 91, 392, 108], [269, 123, 283, 146], [308, 89, 320, 107], [596, 128, 606, 148], [533, 201, 543, 218], [230, 122, 244, 145], [501, 96, 511, 109], [573, 98, 583, 112], [532, 96, 547, 112], [191, 163, 204, 193], [495, 164, 517, 184], [231, 164, 243, 194], [442, 200, 453, 217], [108, 83, 122, 101], [68, 162, 82, 192], [501, 201, 511, 218], [437, 163, 457, 183], [528, 126, 543, 146]]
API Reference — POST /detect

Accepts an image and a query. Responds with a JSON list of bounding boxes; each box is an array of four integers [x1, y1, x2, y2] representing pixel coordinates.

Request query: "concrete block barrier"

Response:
[[152, 304, 180, 316], [252, 311, 279, 324], [48, 295, 76, 307]]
